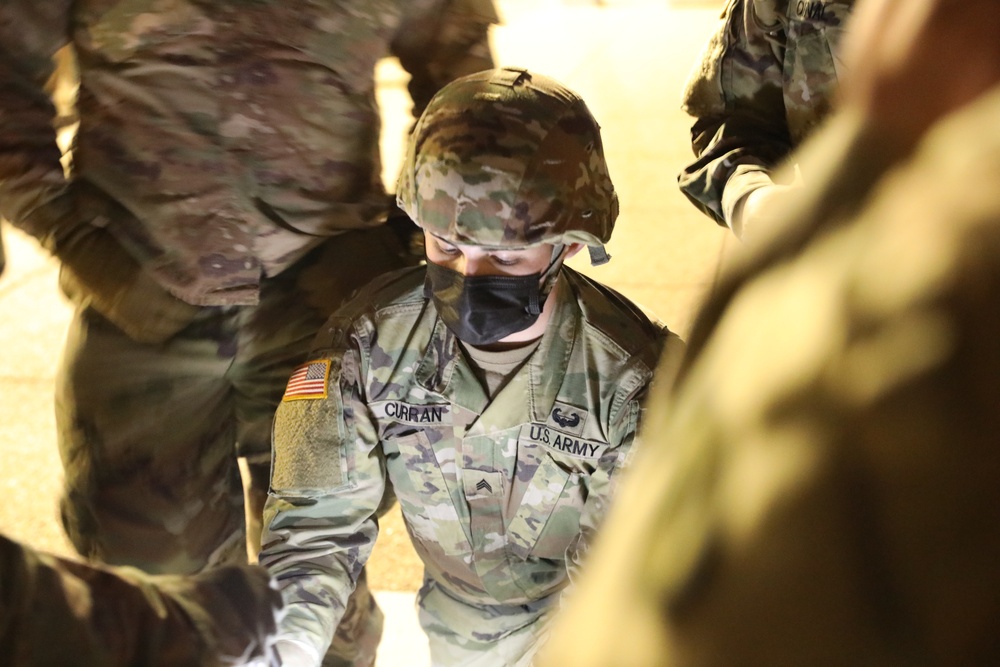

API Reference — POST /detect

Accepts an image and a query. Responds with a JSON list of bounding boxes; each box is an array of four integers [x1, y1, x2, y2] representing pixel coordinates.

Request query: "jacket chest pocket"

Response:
[[782, 1, 852, 139], [785, 1, 850, 67], [506, 454, 588, 561], [387, 430, 471, 557]]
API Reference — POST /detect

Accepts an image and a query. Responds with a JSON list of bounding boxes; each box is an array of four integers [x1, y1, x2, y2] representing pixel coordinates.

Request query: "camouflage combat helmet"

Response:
[[397, 67, 618, 260]]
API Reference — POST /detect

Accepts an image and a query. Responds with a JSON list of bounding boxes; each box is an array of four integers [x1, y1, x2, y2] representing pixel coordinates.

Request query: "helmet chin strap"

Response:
[[538, 244, 567, 302], [588, 244, 611, 266]]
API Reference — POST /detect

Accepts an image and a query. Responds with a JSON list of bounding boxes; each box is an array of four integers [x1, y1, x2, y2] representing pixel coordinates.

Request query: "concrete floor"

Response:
[[0, 1, 738, 664]]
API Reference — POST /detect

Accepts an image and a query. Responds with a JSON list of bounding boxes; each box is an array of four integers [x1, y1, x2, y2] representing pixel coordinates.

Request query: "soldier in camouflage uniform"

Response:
[[259, 67, 684, 666], [1, 531, 282, 666], [678, 0, 854, 238], [0, 2, 497, 665], [538, 0, 1000, 664]]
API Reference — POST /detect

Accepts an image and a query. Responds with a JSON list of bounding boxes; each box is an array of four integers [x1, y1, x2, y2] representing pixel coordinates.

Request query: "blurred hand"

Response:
[[157, 564, 284, 665], [59, 251, 201, 344], [272, 638, 320, 667], [39, 183, 200, 344], [734, 183, 800, 241]]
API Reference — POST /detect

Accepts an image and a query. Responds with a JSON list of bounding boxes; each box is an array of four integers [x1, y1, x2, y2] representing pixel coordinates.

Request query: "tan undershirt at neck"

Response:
[[461, 339, 541, 397]]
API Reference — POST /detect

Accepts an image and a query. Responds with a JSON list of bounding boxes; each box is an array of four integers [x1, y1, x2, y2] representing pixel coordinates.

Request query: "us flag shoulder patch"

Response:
[[282, 359, 331, 401]]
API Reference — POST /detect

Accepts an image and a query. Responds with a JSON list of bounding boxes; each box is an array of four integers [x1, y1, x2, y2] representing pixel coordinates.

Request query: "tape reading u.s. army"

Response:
[[370, 400, 452, 425], [520, 423, 608, 460]]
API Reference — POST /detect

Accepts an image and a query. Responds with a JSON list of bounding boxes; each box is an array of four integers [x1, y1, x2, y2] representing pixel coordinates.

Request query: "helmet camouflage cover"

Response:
[[396, 67, 618, 250]]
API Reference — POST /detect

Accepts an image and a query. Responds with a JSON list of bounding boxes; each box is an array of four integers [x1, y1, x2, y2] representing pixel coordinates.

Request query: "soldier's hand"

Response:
[[272, 638, 321, 667], [156, 564, 284, 665], [21, 182, 200, 344], [734, 182, 800, 241], [56, 225, 200, 344]]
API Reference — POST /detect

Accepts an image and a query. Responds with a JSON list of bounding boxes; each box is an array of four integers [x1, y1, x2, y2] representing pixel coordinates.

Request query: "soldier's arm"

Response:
[[0, 3, 198, 342], [0, 1, 73, 240], [390, 0, 500, 119], [259, 321, 386, 662], [0, 533, 281, 667], [677, 0, 793, 230]]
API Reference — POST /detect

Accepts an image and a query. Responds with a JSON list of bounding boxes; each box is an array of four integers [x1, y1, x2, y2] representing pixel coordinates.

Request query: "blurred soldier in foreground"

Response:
[[539, 0, 1000, 664], [0, 532, 282, 667], [0, 3, 496, 665], [678, 0, 855, 238], [258, 68, 683, 666]]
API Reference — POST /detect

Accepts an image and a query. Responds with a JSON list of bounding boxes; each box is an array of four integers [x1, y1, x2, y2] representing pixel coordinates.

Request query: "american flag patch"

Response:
[[282, 359, 330, 401]]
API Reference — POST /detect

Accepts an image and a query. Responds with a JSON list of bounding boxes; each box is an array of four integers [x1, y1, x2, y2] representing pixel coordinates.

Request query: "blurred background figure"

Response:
[[1, 531, 282, 667], [678, 0, 855, 239], [538, 0, 1000, 664], [0, 2, 496, 665]]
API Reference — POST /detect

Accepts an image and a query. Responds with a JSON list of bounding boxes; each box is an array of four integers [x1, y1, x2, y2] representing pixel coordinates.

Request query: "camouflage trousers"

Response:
[[55, 224, 414, 666], [416, 578, 553, 667]]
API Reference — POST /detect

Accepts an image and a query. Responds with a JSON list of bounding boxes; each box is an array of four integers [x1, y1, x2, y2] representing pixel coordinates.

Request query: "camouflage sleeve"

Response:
[[391, 0, 499, 119], [677, 0, 793, 228], [0, 533, 281, 667], [0, 2, 78, 245], [259, 320, 387, 658]]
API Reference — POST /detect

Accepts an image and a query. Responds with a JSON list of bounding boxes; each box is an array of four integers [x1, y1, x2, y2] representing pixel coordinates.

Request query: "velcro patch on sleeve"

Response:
[[282, 359, 331, 401], [271, 397, 345, 493]]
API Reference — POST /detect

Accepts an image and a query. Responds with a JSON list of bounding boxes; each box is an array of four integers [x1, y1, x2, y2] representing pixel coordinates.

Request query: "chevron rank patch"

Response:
[[282, 359, 330, 401]]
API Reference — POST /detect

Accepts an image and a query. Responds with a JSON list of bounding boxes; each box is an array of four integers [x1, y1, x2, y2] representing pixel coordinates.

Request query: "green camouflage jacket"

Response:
[[678, 0, 853, 228], [260, 265, 679, 655], [0, 0, 497, 305]]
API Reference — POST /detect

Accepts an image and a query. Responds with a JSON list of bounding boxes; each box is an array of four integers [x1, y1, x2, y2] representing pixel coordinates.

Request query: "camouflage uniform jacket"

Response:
[[261, 265, 676, 655], [678, 0, 853, 228], [0, 0, 497, 305]]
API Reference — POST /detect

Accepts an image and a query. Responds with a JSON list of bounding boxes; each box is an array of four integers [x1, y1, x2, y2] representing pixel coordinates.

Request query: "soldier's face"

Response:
[[423, 232, 559, 278]]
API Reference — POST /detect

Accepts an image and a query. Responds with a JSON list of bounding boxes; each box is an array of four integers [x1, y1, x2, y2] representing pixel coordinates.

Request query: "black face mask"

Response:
[[423, 262, 546, 346]]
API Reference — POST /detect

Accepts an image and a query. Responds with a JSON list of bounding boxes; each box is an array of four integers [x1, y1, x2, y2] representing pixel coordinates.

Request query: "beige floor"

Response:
[[0, 1, 739, 664]]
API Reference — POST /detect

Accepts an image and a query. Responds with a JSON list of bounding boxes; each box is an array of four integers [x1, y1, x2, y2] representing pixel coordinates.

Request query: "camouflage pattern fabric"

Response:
[[397, 68, 618, 250], [537, 76, 1000, 667], [678, 0, 854, 228], [416, 577, 550, 666], [56, 227, 408, 667], [0, 532, 282, 666], [0, 2, 495, 664], [0, 0, 498, 306], [260, 265, 679, 662]]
